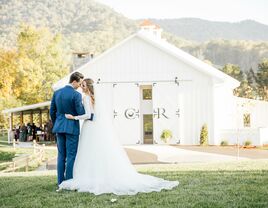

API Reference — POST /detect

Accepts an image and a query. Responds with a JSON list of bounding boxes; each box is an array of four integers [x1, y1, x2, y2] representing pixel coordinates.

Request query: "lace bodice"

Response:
[[74, 95, 94, 120]]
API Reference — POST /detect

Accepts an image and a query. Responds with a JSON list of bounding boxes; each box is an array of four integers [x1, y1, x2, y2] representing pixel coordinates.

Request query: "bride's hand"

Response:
[[65, 114, 75, 120]]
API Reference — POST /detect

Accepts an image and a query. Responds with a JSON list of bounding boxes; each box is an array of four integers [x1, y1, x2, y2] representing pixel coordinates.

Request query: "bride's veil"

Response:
[[92, 83, 114, 123], [65, 80, 179, 194]]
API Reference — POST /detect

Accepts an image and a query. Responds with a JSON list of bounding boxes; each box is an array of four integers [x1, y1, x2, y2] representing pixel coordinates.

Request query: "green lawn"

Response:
[[0, 134, 7, 142], [0, 151, 15, 162], [0, 134, 12, 148], [0, 145, 57, 172], [0, 146, 57, 160], [0, 169, 268, 208]]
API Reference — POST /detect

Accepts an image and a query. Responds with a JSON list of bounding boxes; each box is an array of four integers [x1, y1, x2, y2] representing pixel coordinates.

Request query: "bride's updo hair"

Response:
[[83, 78, 95, 106]]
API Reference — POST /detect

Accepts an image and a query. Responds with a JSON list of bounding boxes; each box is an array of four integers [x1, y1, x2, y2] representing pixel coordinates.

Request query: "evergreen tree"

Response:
[[221, 64, 253, 98], [245, 68, 258, 99], [256, 59, 268, 100], [246, 68, 257, 86]]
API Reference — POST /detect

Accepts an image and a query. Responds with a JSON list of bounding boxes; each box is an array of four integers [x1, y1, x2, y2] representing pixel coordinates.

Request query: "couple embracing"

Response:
[[50, 72, 179, 195]]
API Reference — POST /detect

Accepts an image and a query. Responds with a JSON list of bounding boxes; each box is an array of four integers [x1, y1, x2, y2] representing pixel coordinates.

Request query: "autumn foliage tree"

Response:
[[0, 24, 70, 127], [13, 24, 69, 104]]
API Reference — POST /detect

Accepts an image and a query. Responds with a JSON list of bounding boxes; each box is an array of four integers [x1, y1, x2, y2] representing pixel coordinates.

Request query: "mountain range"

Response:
[[0, 0, 268, 71], [151, 18, 268, 42]]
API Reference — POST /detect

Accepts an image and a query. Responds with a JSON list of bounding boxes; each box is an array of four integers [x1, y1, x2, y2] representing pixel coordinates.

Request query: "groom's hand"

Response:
[[65, 114, 75, 120]]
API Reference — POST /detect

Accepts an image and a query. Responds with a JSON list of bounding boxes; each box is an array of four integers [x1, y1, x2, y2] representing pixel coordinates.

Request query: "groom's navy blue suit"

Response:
[[50, 85, 85, 185]]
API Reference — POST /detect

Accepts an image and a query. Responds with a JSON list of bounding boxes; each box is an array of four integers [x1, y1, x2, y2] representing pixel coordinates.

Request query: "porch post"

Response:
[[20, 111, 24, 125], [46, 109, 50, 122], [30, 111, 33, 124], [8, 113, 12, 143], [11, 113, 13, 130], [39, 110, 42, 127]]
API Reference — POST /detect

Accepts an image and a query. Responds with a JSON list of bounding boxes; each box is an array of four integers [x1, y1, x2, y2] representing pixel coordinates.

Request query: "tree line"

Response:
[[221, 62, 268, 100]]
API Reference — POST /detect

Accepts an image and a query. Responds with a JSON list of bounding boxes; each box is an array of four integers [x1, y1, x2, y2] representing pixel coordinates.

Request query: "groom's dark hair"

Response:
[[69, 72, 84, 83]]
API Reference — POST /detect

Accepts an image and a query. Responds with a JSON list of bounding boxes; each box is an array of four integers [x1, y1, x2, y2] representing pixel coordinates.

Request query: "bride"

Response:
[[59, 78, 179, 195]]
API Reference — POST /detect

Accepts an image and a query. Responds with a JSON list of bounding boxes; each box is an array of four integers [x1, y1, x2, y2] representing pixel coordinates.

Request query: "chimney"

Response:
[[71, 52, 92, 72], [139, 19, 162, 39]]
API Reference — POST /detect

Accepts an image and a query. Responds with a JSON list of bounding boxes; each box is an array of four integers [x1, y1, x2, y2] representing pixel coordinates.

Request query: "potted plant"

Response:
[[160, 129, 173, 143]]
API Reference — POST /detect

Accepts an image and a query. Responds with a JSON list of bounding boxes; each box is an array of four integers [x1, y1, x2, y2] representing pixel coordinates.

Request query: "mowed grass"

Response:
[[0, 151, 15, 162], [0, 170, 268, 208], [0, 142, 57, 172], [0, 135, 8, 146]]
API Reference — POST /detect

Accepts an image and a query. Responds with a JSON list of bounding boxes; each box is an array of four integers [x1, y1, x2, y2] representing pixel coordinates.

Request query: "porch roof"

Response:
[[2, 101, 51, 115]]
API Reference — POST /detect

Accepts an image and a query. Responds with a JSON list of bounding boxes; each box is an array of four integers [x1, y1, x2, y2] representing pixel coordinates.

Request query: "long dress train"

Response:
[[59, 84, 179, 195]]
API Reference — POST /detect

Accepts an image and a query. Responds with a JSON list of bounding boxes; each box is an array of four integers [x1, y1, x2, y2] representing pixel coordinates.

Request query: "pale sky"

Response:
[[96, 0, 268, 25]]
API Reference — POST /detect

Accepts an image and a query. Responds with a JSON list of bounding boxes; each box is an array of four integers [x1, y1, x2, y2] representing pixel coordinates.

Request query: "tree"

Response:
[[0, 49, 17, 98], [234, 79, 255, 99], [222, 64, 244, 81], [0, 49, 21, 128], [221, 64, 254, 98], [0, 24, 70, 128], [13, 24, 69, 104], [245, 68, 258, 99], [256, 59, 268, 100], [246, 68, 257, 86]]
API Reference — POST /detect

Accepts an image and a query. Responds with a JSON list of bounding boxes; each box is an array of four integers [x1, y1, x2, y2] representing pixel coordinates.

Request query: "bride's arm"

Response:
[[65, 96, 93, 120]]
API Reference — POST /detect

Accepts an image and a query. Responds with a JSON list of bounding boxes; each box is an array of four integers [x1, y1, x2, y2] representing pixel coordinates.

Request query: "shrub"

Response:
[[220, 140, 228, 146], [200, 124, 208, 145], [244, 140, 252, 146]]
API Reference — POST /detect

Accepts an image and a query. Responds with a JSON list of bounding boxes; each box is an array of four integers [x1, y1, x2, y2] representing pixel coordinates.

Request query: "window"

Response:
[[243, 114, 251, 127], [143, 114, 153, 144], [143, 89, 152, 100], [143, 115, 153, 136]]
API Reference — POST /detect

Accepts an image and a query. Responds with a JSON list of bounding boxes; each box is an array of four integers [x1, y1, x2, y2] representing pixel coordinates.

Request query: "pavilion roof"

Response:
[[2, 101, 51, 115]]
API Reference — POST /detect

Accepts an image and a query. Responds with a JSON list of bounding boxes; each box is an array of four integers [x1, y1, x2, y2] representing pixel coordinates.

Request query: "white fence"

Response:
[[0, 129, 8, 137], [219, 127, 268, 146], [0, 140, 46, 173], [260, 128, 268, 145]]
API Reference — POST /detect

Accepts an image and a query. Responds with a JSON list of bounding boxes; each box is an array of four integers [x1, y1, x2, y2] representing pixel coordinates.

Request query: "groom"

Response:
[[50, 72, 85, 187]]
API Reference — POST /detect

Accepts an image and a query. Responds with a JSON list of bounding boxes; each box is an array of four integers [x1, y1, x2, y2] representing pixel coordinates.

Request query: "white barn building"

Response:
[[52, 23, 268, 146], [3, 22, 268, 146]]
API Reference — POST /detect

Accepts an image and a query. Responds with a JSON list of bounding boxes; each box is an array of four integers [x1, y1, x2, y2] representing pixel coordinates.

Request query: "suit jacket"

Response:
[[50, 85, 85, 135]]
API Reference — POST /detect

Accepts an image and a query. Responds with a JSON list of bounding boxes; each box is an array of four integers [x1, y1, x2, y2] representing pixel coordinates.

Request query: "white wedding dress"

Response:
[[59, 84, 179, 195]]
